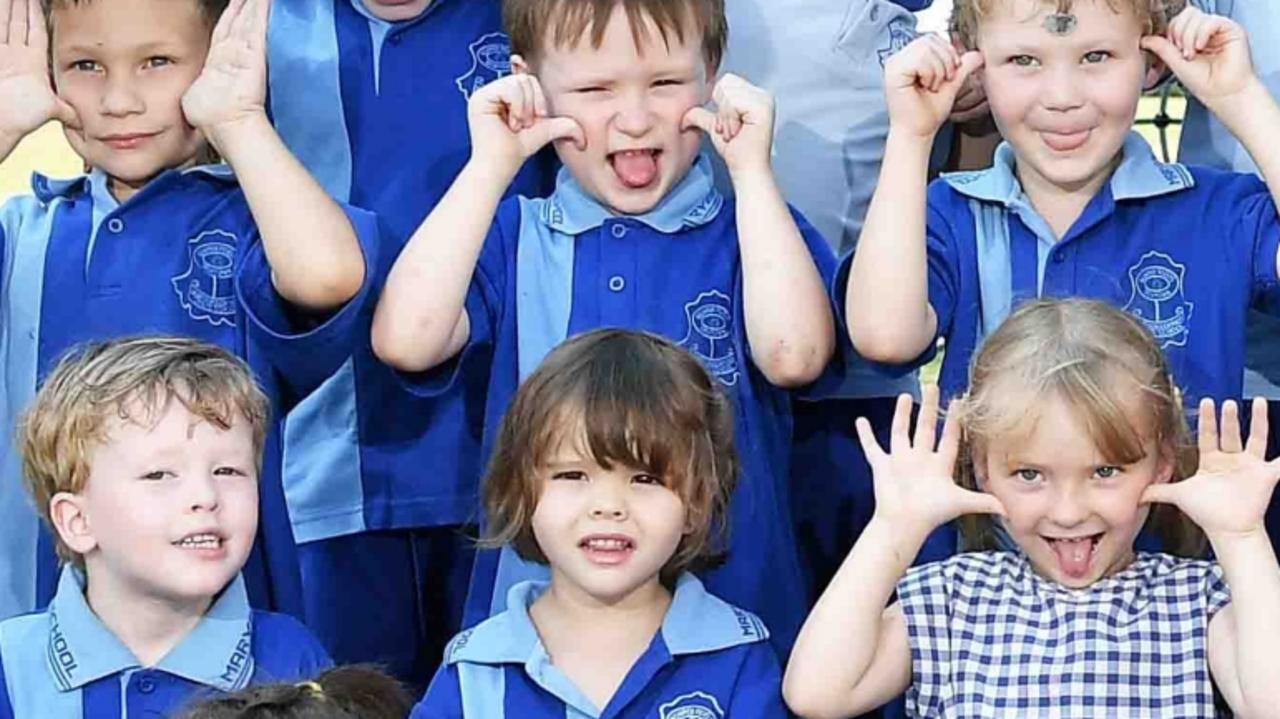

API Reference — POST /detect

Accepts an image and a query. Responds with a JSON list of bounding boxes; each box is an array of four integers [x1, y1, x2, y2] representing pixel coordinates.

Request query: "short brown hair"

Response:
[[21, 336, 270, 563], [505, 0, 727, 69], [951, 0, 1185, 49], [177, 665, 413, 719], [43, 0, 229, 27], [483, 329, 737, 579], [950, 299, 1204, 557]]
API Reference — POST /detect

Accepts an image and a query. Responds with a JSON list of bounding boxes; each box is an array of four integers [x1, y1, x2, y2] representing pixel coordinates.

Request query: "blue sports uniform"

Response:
[[411, 574, 787, 719], [266, 0, 553, 683], [0, 568, 333, 718], [0, 167, 379, 623], [406, 155, 839, 655]]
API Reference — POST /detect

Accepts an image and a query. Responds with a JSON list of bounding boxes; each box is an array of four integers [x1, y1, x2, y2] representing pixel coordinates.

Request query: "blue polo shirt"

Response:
[[411, 574, 786, 719], [409, 154, 838, 654], [0, 167, 380, 621], [266, 0, 554, 542], [0, 568, 332, 718], [838, 131, 1280, 403]]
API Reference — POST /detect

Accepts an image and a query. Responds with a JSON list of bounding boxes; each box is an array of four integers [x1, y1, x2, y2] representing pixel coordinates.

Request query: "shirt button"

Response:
[[610, 224, 627, 239], [107, 218, 124, 233], [1052, 250, 1066, 263], [388, 33, 401, 45], [137, 677, 156, 694], [608, 275, 626, 292]]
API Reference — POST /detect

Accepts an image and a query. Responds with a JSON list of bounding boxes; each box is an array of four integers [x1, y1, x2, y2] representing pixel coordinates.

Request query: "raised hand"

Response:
[[857, 386, 1005, 541], [1143, 398, 1280, 541], [883, 34, 983, 140], [1140, 7, 1256, 113], [680, 73, 774, 175], [181, 0, 269, 142], [0, 0, 77, 143], [465, 71, 584, 180]]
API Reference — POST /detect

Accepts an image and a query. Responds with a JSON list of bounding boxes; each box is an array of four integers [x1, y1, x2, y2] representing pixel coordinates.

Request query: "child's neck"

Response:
[[84, 571, 213, 667], [530, 576, 672, 711], [1016, 156, 1120, 240]]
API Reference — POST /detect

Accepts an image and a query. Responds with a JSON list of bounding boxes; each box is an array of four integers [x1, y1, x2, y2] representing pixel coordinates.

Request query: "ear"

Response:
[[48, 492, 97, 556], [1142, 53, 1169, 92], [511, 54, 531, 76], [1152, 444, 1177, 485]]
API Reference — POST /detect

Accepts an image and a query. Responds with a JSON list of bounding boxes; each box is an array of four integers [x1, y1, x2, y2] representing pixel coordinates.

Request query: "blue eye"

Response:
[[1014, 468, 1042, 483], [1095, 466, 1121, 479], [1010, 55, 1038, 67], [1082, 50, 1110, 64]]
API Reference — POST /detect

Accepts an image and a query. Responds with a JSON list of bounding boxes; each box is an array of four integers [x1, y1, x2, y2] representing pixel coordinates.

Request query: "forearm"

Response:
[[785, 517, 922, 718], [1211, 529, 1280, 714], [372, 160, 511, 371], [846, 131, 937, 363], [1213, 80, 1280, 214], [211, 115, 365, 312], [0, 129, 23, 165], [734, 168, 834, 387]]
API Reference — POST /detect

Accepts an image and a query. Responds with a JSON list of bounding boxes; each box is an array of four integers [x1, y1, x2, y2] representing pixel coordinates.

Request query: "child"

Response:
[[371, 0, 839, 652], [412, 329, 786, 718], [263, 0, 555, 685], [178, 665, 413, 719], [0, 0, 378, 622], [0, 337, 333, 718], [843, 1, 1280, 409], [785, 298, 1280, 717]]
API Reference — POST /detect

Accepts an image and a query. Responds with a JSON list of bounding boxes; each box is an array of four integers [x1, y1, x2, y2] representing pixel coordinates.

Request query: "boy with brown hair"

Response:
[[0, 337, 331, 719], [372, 0, 842, 653]]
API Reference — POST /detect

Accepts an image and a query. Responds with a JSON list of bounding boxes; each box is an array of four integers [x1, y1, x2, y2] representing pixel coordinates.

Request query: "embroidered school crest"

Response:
[[1122, 251, 1193, 348], [172, 229, 238, 327], [659, 691, 725, 719], [456, 32, 512, 100], [877, 15, 916, 67], [678, 290, 739, 387]]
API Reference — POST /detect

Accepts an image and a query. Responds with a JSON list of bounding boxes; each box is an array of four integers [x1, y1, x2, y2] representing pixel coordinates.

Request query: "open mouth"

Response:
[[1043, 533, 1102, 579], [609, 149, 662, 189], [173, 533, 224, 551], [578, 535, 635, 566]]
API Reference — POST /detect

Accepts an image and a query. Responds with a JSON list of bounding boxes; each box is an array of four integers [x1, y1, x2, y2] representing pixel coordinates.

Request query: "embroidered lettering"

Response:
[[49, 612, 77, 681], [733, 608, 757, 638], [219, 632, 252, 685], [659, 691, 726, 719]]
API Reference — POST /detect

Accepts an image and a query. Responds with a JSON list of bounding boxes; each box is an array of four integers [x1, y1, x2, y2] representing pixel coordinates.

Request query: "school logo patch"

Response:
[[1122, 250, 1193, 348], [456, 32, 512, 100], [679, 289, 739, 387], [172, 229, 238, 327], [877, 15, 916, 67], [659, 691, 725, 719]]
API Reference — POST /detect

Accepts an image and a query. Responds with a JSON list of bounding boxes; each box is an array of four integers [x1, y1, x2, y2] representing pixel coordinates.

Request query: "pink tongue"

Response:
[[612, 151, 658, 188], [1051, 537, 1094, 578]]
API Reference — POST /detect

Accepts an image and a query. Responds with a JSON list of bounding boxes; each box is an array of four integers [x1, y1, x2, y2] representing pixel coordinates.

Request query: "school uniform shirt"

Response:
[[835, 131, 1280, 404], [0, 567, 333, 718], [265, 0, 555, 543], [897, 551, 1231, 717], [0, 166, 380, 622], [411, 574, 787, 719], [406, 154, 839, 654]]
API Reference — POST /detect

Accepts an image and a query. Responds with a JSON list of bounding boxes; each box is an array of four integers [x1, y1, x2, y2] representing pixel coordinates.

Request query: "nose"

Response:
[[187, 473, 221, 513], [588, 483, 628, 521], [612, 90, 655, 137], [1046, 483, 1090, 527], [100, 73, 145, 117], [1038, 64, 1086, 113]]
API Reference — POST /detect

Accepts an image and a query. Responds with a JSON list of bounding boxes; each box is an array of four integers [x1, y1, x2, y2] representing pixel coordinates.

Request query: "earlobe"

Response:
[[49, 492, 97, 556], [1142, 57, 1168, 92], [511, 54, 531, 76]]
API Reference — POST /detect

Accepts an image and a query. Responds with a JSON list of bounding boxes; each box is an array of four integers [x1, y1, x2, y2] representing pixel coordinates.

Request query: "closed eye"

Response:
[[551, 470, 587, 481], [214, 466, 250, 477], [140, 469, 173, 481], [631, 473, 665, 486]]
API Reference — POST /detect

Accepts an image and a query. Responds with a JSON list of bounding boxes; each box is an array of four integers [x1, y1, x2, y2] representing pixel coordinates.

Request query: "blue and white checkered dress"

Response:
[[897, 551, 1231, 718]]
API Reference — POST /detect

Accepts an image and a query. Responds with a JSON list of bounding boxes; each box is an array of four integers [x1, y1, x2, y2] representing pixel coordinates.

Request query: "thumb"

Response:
[[1141, 35, 1191, 78], [1140, 481, 1181, 507], [943, 51, 985, 99], [955, 487, 1006, 518], [534, 115, 585, 152], [681, 106, 717, 135], [53, 97, 81, 130]]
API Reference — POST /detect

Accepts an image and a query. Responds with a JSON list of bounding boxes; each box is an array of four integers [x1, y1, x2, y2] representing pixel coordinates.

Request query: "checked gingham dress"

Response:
[[897, 551, 1232, 718]]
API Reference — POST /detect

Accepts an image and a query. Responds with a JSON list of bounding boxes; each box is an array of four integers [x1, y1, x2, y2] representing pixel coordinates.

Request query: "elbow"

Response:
[[757, 337, 832, 388], [782, 679, 852, 719], [274, 262, 366, 313], [370, 311, 435, 373], [847, 318, 928, 366]]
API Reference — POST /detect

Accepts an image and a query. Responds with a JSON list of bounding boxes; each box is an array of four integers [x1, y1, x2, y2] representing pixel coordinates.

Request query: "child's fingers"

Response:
[[52, 97, 79, 128], [1193, 15, 1224, 55], [11, 0, 26, 47], [922, 35, 959, 83], [519, 75, 539, 129], [1247, 397, 1269, 459], [0, 0, 13, 46], [912, 384, 939, 451], [1140, 481, 1180, 507], [1140, 35, 1191, 79], [1220, 400, 1242, 453], [889, 392, 913, 455], [680, 105, 717, 135], [212, 0, 245, 44], [26, 0, 42, 49], [1197, 397, 1219, 454], [530, 76, 549, 119], [937, 407, 961, 469], [955, 487, 1005, 518], [854, 416, 887, 465], [246, 0, 271, 50], [537, 115, 586, 152]]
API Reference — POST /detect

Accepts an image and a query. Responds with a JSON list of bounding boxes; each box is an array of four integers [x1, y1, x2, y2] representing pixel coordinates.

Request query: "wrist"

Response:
[[201, 111, 271, 158], [1206, 525, 1271, 555], [464, 153, 522, 188], [865, 514, 933, 562], [1205, 77, 1269, 125]]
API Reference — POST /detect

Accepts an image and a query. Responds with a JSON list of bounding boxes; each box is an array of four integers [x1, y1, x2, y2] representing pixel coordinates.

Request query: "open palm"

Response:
[[0, 0, 76, 137], [182, 0, 268, 134]]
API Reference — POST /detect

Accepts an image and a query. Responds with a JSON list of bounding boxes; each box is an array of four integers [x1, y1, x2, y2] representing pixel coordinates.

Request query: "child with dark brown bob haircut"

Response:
[[178, 665, 413, 719], [411, 329, 788, 718]]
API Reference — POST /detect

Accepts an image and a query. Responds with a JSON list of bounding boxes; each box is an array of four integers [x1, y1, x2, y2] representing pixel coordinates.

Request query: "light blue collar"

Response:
[[445, 573, 767, 666], [31, 164, 236, 204], [45, 566, 255, 692], [538, 153, 725, 236], [942, 131, 1195, 204]]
